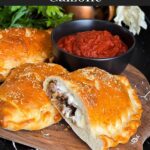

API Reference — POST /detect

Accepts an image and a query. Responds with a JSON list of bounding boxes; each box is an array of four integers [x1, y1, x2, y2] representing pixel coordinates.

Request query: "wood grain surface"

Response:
[[0, 64, 149, 150]]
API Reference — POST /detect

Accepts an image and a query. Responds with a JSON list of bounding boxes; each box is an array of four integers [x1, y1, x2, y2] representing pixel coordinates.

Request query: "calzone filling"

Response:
[[47, 80, 85, 128]]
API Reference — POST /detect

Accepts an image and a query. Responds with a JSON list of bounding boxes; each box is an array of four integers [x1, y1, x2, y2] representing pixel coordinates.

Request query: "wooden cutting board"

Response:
[[0, 64, 149, 150]]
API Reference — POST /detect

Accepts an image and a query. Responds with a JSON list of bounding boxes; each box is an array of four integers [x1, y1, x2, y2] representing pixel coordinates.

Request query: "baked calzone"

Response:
[[0, 63, 67, 131], [44, 67, 143, 150], [0, 28, 52, 81]]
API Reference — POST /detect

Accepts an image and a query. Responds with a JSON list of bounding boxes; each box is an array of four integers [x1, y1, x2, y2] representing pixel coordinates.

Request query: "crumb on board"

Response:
[[41, 130, 50, 138], [64, 128, 68, 131]]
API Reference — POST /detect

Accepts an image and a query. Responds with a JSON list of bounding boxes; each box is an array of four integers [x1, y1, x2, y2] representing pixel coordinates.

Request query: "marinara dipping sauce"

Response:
[[57, 30, 128, 58]]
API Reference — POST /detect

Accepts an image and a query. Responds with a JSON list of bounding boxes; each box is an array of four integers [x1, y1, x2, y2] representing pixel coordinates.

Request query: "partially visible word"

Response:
[[140, 91, 150, 101], [130, 134, 140, 144]]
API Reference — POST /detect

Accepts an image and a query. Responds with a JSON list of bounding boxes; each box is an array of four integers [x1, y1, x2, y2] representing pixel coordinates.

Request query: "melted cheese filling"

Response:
[[48, 80, 85, 128]]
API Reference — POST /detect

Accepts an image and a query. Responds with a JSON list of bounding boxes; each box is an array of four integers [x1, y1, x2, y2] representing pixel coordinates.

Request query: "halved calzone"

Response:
[[0, 63, 67, 131], [44, 67, 142, 150], [0, 28, 52, 81]]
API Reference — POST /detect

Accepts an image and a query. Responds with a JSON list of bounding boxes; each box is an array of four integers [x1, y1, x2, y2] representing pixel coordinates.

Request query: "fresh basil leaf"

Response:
[[46, 6, 63, 17], [9, 6, 22, 12], [10, 6, 28, 27]]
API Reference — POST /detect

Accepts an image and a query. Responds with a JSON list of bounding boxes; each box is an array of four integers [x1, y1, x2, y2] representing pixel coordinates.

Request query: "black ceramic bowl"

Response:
[[51, 19, 136, 74]]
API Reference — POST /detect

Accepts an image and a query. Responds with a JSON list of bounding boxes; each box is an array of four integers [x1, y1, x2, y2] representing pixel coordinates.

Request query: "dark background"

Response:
[[131, 7, 150, 83], [0, 6, 149, 150], [1, 0, 150, 5], [133, 6, 150, 149]]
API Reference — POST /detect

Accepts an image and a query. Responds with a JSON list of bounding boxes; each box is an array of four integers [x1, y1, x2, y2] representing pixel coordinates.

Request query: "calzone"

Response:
[[0, 28, 52, 81], [44, 67, 142, 150], [0, 63, 67, 131]]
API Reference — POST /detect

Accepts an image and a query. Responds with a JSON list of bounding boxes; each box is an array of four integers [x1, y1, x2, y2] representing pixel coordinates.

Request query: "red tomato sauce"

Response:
[[57, 30, 128, 58]]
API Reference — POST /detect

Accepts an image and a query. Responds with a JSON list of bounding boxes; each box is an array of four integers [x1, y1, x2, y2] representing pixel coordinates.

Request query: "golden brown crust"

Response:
[[0, 63, 67, 131], [57, 67, 142, 149], [0, 28, 52, 81]]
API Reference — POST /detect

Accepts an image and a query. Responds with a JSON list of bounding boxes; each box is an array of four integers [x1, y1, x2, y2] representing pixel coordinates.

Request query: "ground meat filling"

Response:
[[47, 80, 77, 119]]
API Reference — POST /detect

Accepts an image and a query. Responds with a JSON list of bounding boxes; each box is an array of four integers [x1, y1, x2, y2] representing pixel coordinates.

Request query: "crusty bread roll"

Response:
[[0, 28, 52, 81], [44, 67, 142, 150], [0, 63, 67, 131]]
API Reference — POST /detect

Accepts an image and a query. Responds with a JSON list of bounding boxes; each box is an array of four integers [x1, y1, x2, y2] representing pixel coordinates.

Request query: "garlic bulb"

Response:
[[114, 6, 147, 35]]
